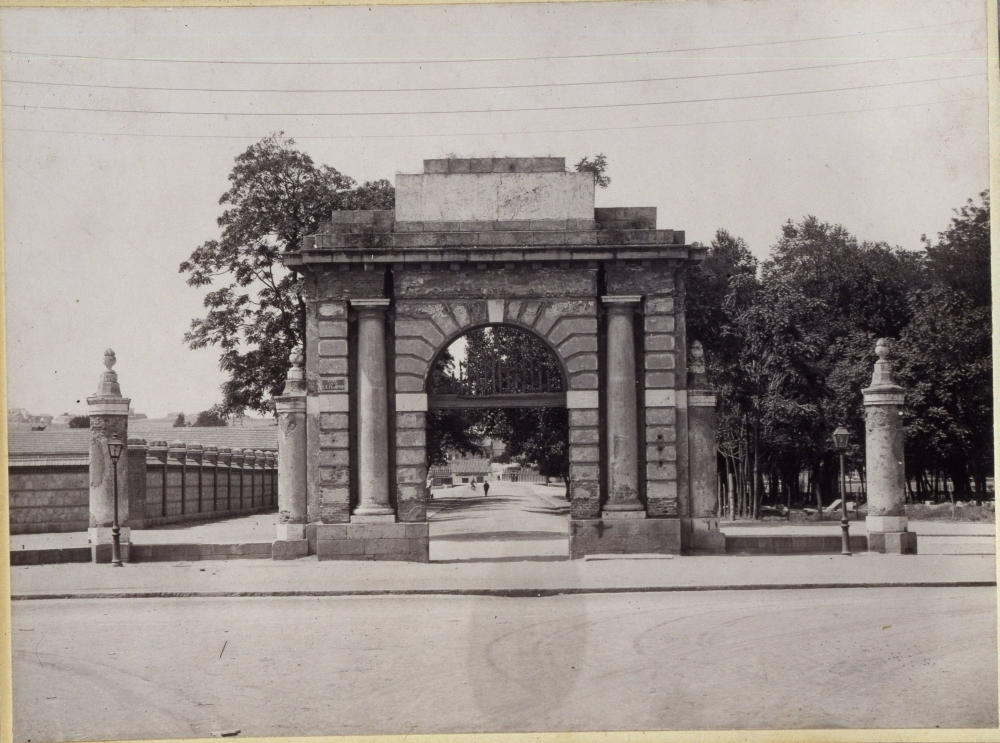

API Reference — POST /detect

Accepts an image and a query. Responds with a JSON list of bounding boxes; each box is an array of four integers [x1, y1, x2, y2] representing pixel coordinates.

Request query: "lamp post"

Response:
[[107, 436, 125, 567], [832, 426, 851, 556]]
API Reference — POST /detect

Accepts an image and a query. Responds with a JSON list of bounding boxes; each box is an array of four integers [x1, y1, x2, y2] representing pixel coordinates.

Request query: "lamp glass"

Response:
[[107, 436, 125, 462], [832, 426, 850, 452]]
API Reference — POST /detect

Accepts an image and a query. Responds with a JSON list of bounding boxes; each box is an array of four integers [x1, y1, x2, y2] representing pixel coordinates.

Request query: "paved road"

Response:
[[428, 482, 569, 561], [12, 587, 996, 741]]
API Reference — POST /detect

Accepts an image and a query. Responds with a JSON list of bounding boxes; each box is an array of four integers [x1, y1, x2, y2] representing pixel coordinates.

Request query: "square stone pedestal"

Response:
[[682, 517, 727, 554], [89, 527, 131, 564], [569, 518, 681, 559], [868, 531, 918, 554], [273, 524, 309, 560], [316, 522, 429, 561]]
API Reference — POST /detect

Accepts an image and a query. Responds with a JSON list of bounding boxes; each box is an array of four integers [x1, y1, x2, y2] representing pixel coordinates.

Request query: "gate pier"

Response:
[[278, 156, 720, 560]]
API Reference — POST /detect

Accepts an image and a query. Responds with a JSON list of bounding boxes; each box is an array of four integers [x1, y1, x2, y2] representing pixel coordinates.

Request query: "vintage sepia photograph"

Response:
[[1, 0, 996, 740]]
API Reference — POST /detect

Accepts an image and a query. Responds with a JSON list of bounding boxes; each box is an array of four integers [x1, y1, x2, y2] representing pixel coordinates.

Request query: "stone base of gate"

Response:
[[568, 518, 682, 559], [681, 517, 727, 555], [867, 530, 918, 554], [315, 522, 430, 561]]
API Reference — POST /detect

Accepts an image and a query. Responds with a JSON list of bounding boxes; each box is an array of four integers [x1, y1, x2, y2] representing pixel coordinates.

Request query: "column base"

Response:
[[89, 527, 131, 564], [351, 513, 397, 524], [868, 531, 918, 554], [317, 522, 428, 561], [866, 515, 908, 533], [276, 523, 307, 541], [569, 518, 681, 559]]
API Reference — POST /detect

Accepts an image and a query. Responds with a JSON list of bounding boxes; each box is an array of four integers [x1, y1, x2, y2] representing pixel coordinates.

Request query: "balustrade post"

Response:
[[218, 448, 233, 511]]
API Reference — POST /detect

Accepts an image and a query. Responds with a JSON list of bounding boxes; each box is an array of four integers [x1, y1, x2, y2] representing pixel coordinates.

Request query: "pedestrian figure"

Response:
[[483, 482, 490, 497], [471, 481, 476, 492]]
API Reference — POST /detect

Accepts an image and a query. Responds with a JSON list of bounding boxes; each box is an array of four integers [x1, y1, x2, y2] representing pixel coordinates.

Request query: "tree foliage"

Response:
[[181, 134, 394, 415], [68, 415, 89, 429], [688, 192, 992, 517], [575, 154, 611, 189], [194, 408, 229, 427]]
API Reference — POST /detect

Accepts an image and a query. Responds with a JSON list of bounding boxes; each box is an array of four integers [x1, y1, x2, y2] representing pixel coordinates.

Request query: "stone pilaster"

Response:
[[87, 349, 131, 563], [684, 341, 725, 553], [352, 299, 394, 521], [275, 346, 309, 547], [126, 438, 148, 530], [643, 294, 680, 517], [203, 446, 219, 511], [602, 296, 644, 517], [863, 339, 917, 554]]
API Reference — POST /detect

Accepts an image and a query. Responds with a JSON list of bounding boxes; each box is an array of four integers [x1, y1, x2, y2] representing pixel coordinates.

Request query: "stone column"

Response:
[[863, 339, 917, 554], [276, 346, 308, 541], [602, 296, 644, 517], [685, 341, 725, 553], [352, 299, 395, 522], [87, 349, 131, 563]]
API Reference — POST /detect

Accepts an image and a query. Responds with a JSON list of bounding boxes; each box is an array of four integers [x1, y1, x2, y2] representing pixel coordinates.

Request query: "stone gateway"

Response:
[[275, 156, 721, 561]]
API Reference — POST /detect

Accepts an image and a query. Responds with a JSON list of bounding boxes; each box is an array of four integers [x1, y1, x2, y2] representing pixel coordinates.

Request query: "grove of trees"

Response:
[[689, 193, 991, 517]]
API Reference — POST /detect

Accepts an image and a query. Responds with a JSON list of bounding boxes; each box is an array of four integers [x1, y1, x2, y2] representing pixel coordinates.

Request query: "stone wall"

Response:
[[8, 462, 89, 534], [8, 443, 277, 534]]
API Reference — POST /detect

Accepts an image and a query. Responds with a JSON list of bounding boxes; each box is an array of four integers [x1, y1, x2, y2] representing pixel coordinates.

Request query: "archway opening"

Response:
[[424, 325, 570, 562]]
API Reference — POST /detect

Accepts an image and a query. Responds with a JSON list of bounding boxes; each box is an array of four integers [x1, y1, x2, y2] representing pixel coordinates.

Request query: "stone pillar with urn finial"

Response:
[[88, 349, 131, 563], [684, 340, 725, 553], [863, 338, 917, 554], [273, 345, 310, 559]]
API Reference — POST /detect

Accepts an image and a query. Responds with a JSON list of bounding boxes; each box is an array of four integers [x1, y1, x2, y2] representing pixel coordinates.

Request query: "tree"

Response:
[[173, 413, 187, 428], [922, 190, 991, 309], [575, 154, 610, 188], [194, 408, 228, 427], [180, 134, 394, 415], [68, 415, 89, 429]]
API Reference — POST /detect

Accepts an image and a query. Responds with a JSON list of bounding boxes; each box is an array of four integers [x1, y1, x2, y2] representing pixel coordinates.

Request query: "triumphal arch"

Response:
[[273, 157, 721, 561]]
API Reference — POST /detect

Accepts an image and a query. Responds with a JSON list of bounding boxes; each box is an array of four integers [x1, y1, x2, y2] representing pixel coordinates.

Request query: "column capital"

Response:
[[602, 295, 643, 309], [351, 298, 391, 314]]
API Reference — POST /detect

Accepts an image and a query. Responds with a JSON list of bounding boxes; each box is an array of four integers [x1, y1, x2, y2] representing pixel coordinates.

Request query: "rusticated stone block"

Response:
[[320, 413, 349, 431], [569, 428, 600, 444], [645, 315, 675, 334], [559, 335, 598, 359], [569, 445, 600, 463], [569, 372, 599, 390], [645, 296, 675, 314], [570, 463, 600, 482], [647, 460, 678, 481], [645, 444, 677, 462], [396, 428, 426, 448], [318, 340, 348, 357], [547, 317, 598, 346], [569, 409, 599, 427], [645, 334, 676, 352], [645, 353, 676, 370], [646, 408, 676, 426], [645, 372, 675, 389], [318, 358, 349, 376], [318, 321, 348, 338]]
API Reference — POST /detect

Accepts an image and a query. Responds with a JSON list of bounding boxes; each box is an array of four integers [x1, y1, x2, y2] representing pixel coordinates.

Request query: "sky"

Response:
[[0, 0, 990, 419]]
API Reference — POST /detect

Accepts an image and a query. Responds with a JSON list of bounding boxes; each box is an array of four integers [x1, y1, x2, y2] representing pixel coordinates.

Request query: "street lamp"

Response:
[[832, 426, 851, 556], [107, 436, 125, 567]]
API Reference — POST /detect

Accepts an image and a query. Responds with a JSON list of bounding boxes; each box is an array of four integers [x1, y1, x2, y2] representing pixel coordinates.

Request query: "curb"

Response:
[[11, 580, 996, 601]]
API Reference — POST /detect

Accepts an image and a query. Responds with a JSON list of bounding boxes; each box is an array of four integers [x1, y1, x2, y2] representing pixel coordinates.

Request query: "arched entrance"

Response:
[[423, 325, 571, 562], [277, 155, 722, 562]]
